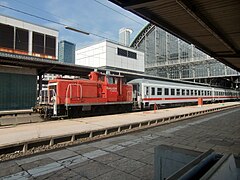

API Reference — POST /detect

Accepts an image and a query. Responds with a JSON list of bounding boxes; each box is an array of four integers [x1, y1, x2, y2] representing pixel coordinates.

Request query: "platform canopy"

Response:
[[109, 0, 240, 72]]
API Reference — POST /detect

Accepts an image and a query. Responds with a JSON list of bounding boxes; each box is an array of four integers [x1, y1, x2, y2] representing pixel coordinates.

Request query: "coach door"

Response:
[[132, 83, 139, 101]]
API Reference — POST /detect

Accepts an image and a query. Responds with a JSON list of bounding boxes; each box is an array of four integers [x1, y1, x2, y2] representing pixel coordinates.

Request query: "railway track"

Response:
[[0, 103, 239, 162]]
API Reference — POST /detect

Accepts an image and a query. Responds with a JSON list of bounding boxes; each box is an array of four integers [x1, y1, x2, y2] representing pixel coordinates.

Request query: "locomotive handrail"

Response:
[[65, 84, 83, 105]]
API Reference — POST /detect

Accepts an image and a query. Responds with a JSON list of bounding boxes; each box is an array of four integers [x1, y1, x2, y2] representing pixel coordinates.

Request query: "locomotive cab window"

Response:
[[151, 87, 155, 95], [107, 76, 115, 84]]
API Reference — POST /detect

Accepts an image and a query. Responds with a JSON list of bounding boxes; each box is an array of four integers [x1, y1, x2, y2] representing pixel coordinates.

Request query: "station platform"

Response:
[[0, 102, 239, 152], [0, 102, 239, 179], [0, 109, 33, 116]]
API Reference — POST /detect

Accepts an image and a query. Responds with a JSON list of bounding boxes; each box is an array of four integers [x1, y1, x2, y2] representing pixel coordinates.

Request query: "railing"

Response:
[[65, 84, 83, 105], [39, 89, 56, 105]]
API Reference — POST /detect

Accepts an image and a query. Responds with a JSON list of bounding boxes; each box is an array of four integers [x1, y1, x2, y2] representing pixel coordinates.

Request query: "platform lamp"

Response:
[[65, 26, 90, 35]]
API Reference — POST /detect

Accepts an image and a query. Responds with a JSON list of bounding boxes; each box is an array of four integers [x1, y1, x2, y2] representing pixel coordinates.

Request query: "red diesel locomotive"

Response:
[[38, 71, 133, 118]]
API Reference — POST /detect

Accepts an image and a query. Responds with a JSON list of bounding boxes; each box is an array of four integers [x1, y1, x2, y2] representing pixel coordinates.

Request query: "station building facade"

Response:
[[0, 15, 58, 110], [0, 14, 58, 59], [76, 40, 144, 73], [131, 24, 240, 89]]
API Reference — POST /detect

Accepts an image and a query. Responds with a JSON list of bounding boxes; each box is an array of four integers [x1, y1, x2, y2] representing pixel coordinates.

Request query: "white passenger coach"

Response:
[[128, 79, 240, 109]]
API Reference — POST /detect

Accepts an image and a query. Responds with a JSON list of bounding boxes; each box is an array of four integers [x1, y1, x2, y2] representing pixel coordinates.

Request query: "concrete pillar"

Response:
[[38, 74, 43, 97], [13, 27, 16, 50], [28, 30, 33, 55], [55, 36, 58, 59], [166, 32, 168, 65]]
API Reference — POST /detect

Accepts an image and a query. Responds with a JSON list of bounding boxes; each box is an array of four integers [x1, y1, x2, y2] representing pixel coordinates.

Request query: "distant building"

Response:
[[58, 40, 76, 64], [76, 40, 144, 73], [119, 28, 132, 46]]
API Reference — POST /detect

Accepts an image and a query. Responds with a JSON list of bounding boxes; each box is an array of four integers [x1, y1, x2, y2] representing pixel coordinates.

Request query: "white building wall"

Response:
[[76, 41, 107, 67], [76, 40, 144, 72]]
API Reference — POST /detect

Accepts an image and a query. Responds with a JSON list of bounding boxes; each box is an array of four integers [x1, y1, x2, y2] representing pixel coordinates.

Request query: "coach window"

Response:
[[191, 90, 194, 96], [201, 90, 204, 96], [210, 91, 212, 96], [182, 89, 185, 96], [157, 88, 162, 95], [145, 87, 149, 95], [195, 90, 197, 96], [176, 89, 180, 96], [151, 87, 155, 95], [171, 89, 175, 96], [164, 88, 169, 95], [186, 90, 190, 96], [198, 90, 200, 96]]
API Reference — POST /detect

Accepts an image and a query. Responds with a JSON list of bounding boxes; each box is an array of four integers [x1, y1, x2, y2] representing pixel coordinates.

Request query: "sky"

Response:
[[0, 0, 148, 49]]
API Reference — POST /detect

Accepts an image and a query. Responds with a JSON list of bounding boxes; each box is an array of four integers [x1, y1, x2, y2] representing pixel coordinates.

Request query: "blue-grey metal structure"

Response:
[[131, 24, 239, 88]]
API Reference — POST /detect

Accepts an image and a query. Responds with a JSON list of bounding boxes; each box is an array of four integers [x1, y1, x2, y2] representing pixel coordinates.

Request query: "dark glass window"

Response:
[[145, 87, 149, 95], [157, 88, 162, 95], [117, 48, 137, 59], [0, 23, 14, 49], [191, 90, 194, 96], [117, 48, 127, 57], [195, 90, 197, 96], [33, 32, 44, 54], [151, 87, 155, 95], [182, 89, 185, 96], [164, 88, 169, 95], [176, 89, 180, 96], [107, 77, 114, 84], [171, 89, 175, 96], [15, 28, 28, 51], [186, 90, 190, 96], [45, 35, 56, 56], [128, 51, 137, 59], [198, 90, 200, 96]]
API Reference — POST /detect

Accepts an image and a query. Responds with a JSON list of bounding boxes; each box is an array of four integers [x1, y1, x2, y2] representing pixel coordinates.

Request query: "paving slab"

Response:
[[71, 161, 114, 179], [107, 157, 146, 173], [92, 169, 139, 180]]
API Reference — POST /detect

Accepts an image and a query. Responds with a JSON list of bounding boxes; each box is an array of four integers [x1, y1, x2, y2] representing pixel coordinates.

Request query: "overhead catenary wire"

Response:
[[0, 4, 118, 42], [10, 0, 119, 40], [92, 0, 145, 26]]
